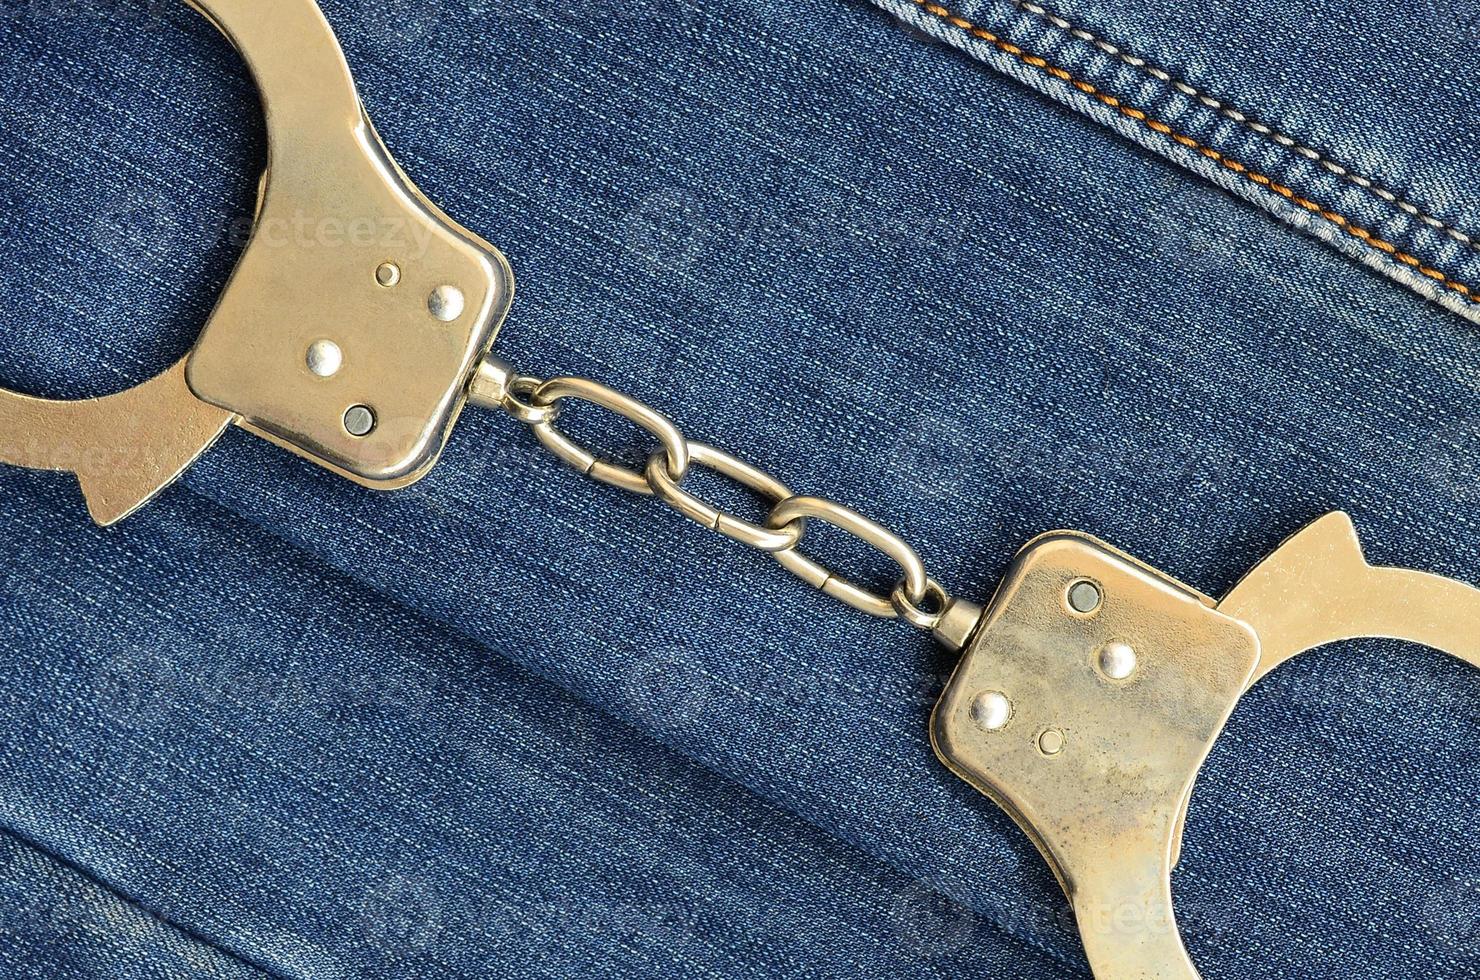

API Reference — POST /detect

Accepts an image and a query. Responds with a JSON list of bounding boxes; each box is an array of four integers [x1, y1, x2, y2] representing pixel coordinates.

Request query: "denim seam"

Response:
[[900, 0, 1480, 307], [1013, 0, 1480, 255], [0, 822, 279, 979], [994, 0, 1480, 294], [149, 477, 1091, 976]]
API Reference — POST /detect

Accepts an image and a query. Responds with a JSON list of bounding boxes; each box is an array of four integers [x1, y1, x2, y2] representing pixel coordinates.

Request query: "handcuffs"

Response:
[[0, 2, 1474, 976]]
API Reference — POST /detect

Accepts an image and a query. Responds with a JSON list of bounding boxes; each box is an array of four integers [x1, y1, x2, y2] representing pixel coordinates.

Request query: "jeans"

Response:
[[0, 0, 1476, 976]]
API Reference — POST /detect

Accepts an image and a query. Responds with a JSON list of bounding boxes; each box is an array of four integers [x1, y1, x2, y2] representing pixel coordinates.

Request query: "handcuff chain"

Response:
[[468, 359, 953, 630]]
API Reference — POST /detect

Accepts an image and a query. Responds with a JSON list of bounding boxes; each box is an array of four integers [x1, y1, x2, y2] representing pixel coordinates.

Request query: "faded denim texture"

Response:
[[0, 0, 1478, 977]]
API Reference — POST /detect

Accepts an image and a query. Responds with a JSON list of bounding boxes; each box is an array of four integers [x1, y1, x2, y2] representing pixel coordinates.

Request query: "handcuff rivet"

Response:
[[375, 262, 402, 287], [428, 284, 465, 322], [1038, 728, 1065, 756], [344, 405, 377, 437], [1067, 579, 1102, 614], [306, 340, 343, 378], [968, 691, 1012, 731], [1096, 641, 1138, 680]]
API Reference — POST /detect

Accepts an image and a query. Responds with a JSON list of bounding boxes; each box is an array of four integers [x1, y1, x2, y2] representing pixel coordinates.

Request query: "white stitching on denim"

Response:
[[1015, 0, 1479, 251]]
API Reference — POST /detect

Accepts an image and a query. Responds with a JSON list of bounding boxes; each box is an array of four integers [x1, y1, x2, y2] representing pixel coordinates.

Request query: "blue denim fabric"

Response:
[[874, 0, 1480, 325], [0, 830, 260, 978], [1, 0, 1478, 977], [2, 487, 1058, 978]]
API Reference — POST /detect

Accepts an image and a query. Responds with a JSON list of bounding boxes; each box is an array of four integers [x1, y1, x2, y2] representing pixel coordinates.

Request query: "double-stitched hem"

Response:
[[869, 0, 1480, 325]]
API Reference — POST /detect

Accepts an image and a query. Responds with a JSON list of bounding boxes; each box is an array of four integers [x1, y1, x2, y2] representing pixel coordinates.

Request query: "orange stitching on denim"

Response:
[[907, 0, 1478, 303], [1015, 1, 1480, 254]]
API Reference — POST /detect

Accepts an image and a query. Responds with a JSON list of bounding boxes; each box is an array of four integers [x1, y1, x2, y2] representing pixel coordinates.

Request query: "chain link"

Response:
[[468, 359, 954, 630], [501, 376, 562, 426], [767, 495, 929, 620], [646, 442, 802, 553]]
